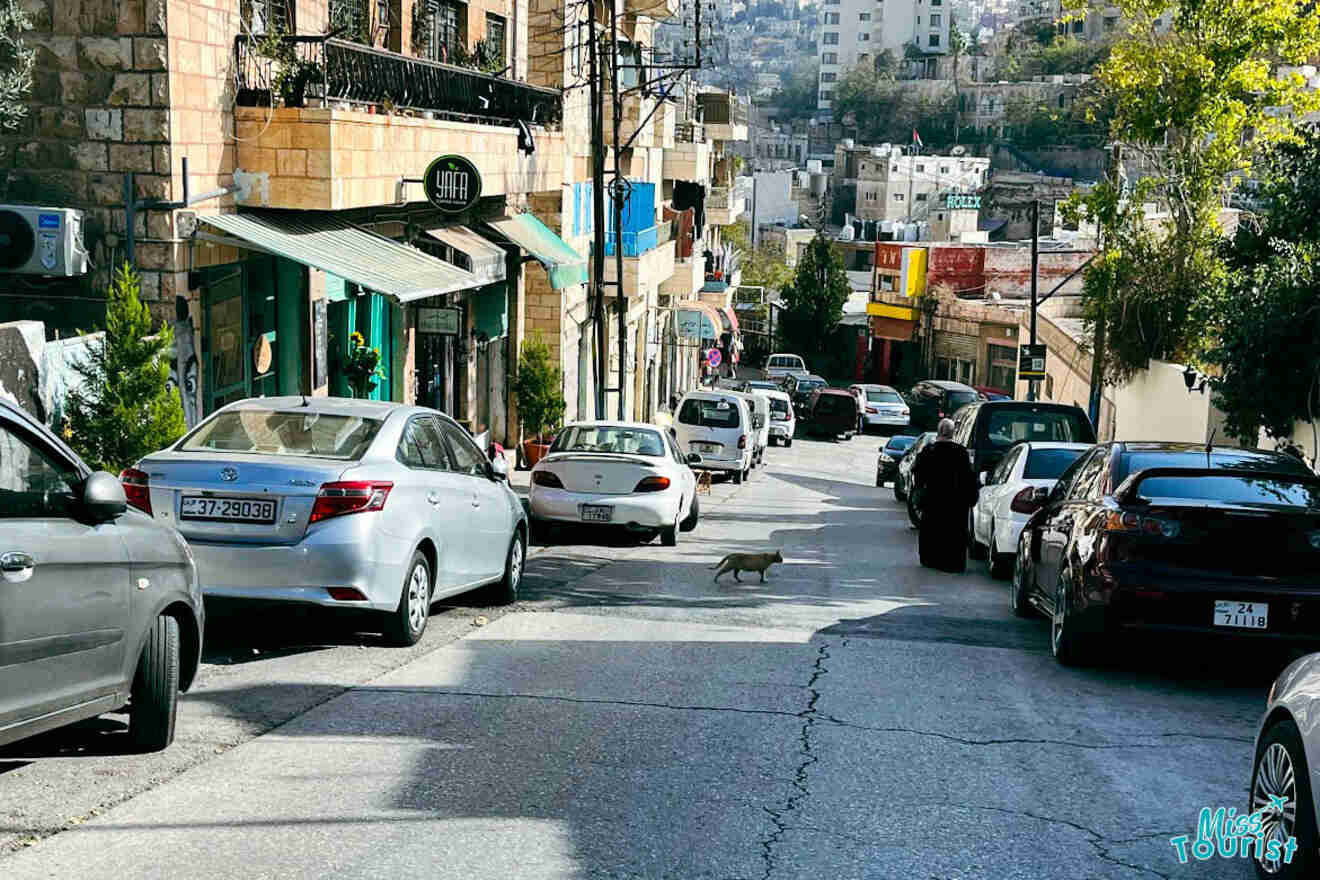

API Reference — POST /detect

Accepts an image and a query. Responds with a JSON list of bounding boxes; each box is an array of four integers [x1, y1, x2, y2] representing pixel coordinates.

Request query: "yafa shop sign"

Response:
[[424, 155, 482, 214]]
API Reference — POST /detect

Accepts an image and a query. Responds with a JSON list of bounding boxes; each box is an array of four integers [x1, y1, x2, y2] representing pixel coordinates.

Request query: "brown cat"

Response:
[[711, 551, 784, 583]]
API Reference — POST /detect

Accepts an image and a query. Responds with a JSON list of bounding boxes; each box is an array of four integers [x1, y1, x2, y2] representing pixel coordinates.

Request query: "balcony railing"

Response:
[[234, 34, 563, 128], [604, 224, 661, 257], [697, 95, 749, 127]]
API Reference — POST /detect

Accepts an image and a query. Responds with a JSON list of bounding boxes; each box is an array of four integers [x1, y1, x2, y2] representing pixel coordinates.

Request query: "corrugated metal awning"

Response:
[[200, 211, 480, 303], [421, 225, 507, 286], [484, 214, 587, 290]]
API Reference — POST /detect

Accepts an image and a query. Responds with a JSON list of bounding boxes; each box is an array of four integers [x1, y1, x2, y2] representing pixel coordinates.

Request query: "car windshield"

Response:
[[947, 391, 979, 410], [179, 411, 383, 460], [1024, 447, 1087, 479], [746, 382, 778, 391], [816, 395, 852, 414], [1114, 451, 1313, 484], [770, 356, 804, 369], [1133, 474, 1320, 508], [885, 435, 917, 453], [983, 407, 1093, 450], [679, 398, 741, 428], [798, 379, 825, 392], [551, 426, 665, 456], [867, 390, 903, 404], [768, 398, 791, 415]]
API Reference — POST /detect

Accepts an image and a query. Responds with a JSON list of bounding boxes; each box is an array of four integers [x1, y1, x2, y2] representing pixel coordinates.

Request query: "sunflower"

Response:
[[350, 331, 365, 347]]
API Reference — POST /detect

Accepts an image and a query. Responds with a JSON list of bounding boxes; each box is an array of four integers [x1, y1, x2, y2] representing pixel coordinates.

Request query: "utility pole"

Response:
[[1087, 144, 1120, 431], [609, 6, 627, 421], [587, 0, 608, 420], [1027, 198, 1039, 402]]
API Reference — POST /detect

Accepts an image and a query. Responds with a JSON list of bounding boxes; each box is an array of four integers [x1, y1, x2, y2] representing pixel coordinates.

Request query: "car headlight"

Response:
[[879, 453, 894, 463]]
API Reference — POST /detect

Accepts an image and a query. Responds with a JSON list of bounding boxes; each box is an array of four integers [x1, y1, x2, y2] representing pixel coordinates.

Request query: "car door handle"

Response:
[[427, 492, 441, 505], [0, 552, 33, 572], [471, 492, 481, 508]]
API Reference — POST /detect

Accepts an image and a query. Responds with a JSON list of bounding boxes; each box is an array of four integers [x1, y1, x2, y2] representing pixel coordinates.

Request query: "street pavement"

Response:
[[0, 428, 1281, 878]]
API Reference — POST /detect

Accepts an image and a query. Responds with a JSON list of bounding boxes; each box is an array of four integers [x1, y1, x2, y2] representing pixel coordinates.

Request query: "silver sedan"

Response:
[[127, 397, 527, 646], [1252, 653, 1320, 877]]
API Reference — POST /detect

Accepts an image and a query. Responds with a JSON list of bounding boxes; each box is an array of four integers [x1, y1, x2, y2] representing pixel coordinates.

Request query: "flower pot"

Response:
[[523, 439, 551, 466]]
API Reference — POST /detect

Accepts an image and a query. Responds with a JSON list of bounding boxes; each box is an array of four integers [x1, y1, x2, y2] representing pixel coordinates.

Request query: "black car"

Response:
[[907, 380, 980, 432], [895, 431, 936, 524], [876, 434, 918, 487], [786, 374, 828, 416], [1011, 442, 1320, 666], [949, 399, 1096, 481]]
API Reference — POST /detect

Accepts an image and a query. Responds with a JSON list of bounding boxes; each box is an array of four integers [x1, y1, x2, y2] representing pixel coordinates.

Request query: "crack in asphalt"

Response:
[[817, 719, 1254, 749], [758, 642, 830, 880]]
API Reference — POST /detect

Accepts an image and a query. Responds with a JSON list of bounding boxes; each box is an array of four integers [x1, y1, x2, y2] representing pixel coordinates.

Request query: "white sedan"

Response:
[[969, 441, 1092, 578], [528, 422, 701, 545]]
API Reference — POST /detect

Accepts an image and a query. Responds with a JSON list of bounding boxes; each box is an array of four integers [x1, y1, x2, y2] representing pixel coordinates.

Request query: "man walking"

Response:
[[911, 418, 979, 572]]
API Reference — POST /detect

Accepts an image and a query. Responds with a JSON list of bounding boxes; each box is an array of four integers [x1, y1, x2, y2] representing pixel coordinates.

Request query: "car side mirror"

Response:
[[669, 426, 678, 438], [1032, 486, 1050, 505], [83, 471, 127, 521], [488, 456, 510, 481], [686, 453, 702, 465], [978, 471, 989, 486]]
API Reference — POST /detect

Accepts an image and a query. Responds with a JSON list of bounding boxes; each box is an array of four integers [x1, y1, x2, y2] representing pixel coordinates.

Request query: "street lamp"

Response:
[[1182, 364, 1207, 395]]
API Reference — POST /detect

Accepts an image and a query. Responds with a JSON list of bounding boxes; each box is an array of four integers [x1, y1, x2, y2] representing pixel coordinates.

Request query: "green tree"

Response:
[[723, 220, 794, 293], [1064, 0, 1320, 382], [949, 21, 968, 143], [65, 264, 187, 473], [511, 333, 566, 441], [771, 57, 820, 121], [0, 0, 34, 131], [776, 233, 850, 362]]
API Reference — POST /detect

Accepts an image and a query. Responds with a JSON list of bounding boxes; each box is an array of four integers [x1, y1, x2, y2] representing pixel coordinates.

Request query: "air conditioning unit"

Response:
[[0, 206, 90, 276]]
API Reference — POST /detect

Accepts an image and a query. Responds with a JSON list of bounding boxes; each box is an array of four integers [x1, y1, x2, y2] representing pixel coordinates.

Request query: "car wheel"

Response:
[[487, 531, 526, 605], [529, 514, 550, 545], [661, 510, 679, 547], [129, 614, 180, 752], [894, 480, 907, 502], [968, 513, 988, 560], [988, 527, 1013, 579], [1010, 535, 1035, 618], [1252, 719, 1317, 879], [784, 438, 793, 448], [680, 494, 700, 532], [876, 471, 884, 488], [1051, 568, 1092, 667], [733, 468, 743, 485], [384, 551, 431, 646], [907, 494, 921, 528]]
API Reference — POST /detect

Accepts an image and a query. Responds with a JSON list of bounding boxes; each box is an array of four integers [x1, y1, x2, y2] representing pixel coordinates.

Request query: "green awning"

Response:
[[200, 211, 481, 303], [484, 214, 588, 290]]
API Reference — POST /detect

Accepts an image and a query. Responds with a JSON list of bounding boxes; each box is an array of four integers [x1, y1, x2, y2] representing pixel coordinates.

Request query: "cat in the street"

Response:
[[711, 551, 783, 583]]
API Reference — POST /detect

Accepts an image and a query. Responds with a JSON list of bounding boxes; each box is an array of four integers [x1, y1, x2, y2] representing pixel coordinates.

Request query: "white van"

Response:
[[744, 391, 771, 466], [673, 390, 755, 484], [764, 389, 795, 447], [762, 353, 808, 384]]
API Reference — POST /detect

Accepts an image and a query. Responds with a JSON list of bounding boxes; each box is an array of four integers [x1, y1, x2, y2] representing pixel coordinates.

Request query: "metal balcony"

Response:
[[234, 34, 563, 128]]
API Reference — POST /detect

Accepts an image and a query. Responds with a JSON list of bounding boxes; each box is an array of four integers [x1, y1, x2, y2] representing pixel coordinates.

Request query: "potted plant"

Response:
[[342, 331, 387, 398], [511, 333, 566, 466]]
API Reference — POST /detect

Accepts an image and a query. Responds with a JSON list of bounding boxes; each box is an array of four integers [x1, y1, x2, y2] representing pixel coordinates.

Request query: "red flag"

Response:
[[912, 129, 923, 148]]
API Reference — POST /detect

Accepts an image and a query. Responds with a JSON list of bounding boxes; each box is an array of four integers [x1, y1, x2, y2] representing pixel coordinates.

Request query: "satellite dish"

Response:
[[950, 145, 967, 156]]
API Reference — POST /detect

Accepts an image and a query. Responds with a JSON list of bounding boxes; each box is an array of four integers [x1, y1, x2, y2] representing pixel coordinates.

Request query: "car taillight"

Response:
[[772, 412, 788, 420], [937, 411, 944, 419], [1009, 487, 1041, 514], [1104, 510, 1179, 538], [635, 476, 671, 492], [738, 434, 747, 449], [309, 481, 392, 523], [531, 470, 564, 488], [900, 409, 910, 416], [120, 467, 152, 515], [866, 407, 878, 414]]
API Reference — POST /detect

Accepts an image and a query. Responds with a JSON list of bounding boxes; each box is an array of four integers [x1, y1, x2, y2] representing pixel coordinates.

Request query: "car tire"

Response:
[[1010, 535, 1035, 618], [1051, 568, 1093, 667], [733, 468, 743, 485], [680, 495, 700, 532], [876, 472, 884, 488], [384, 551, 431, 647], [907, 494, 921, 528], [968, 513, 988, 560], [487, 531, 526, 605], [894, 480, 907, 502], [661, 511, 679, 547], [988, 527, 1013, 579], [529, 514, 550, 545], [785, 438, 793, 448], [128, 614, 180, 752], [1252, 719, 1317, 879]]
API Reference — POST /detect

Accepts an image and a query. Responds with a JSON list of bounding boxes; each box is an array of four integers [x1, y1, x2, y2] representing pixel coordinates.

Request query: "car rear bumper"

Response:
[[864, 414, 909, 429], [769, 424, 793, 438], [187, 517, 407, 612], [992, 514, 1030, 555], [529, 486, 677, 528]]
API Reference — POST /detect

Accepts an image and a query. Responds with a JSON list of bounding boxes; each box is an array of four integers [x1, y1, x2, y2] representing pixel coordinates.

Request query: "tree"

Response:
[[65, 264, 187, 473], [771, 57, 819, 121], [511, 333, 566, 442], [0, 0, 34, 131], [1208, 127, 1320, 449], [949, 21, 968, 143], [776, 233, 850, 363], [1064, 0, 1320, 382], [724, 219, 794, 293]]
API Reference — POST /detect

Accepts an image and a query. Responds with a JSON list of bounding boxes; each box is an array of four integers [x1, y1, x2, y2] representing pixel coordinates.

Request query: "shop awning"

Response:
[[200, 211, 480, 303], [420, 225, 507, 286], [674, 300, 724, 340], [722, 306, 740, 334], [484, 214, 588, 290]]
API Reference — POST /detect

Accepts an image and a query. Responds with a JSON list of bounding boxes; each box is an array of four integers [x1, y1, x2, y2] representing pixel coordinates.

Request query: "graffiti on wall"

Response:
[[168, 296, 200, 428]]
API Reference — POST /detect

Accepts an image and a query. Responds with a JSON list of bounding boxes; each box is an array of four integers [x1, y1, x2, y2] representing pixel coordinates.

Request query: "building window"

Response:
[[820, 90, 834, 101], [930, 13, 941, 25], [1104, 15, 1118, 29], [822, 51, 838, 63], [485, 13, 507, 65], [329, 0, 370, 43], [416, 0, 464, 62], [940, 165, 949, 173], [928, 33, 940, 46], [894, 193, 904, 201], [859, 32, 870, 40], [916, 15, 921, 23], [823, 32, 839, 44], [916, 192, 927, 201], [242, 0, 292, 35], [821, 72, 837, 82], [1072, 18, 1084, 33], [825, 12, 839, 23], [916, 164, 925, 172], [859, 11, 871, 19]]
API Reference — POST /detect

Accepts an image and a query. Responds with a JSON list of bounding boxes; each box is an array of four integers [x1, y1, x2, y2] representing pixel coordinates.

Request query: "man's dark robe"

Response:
[[911, 439, 979, 573]]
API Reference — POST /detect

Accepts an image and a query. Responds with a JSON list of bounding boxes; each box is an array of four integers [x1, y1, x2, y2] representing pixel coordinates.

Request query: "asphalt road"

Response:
[[0, 428, 1284, 878]]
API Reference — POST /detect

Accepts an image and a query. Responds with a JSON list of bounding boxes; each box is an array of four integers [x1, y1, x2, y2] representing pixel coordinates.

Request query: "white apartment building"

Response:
[[817, 0, 879, 109], [874, 0, 951, 61], [855, 149, 991, 222]]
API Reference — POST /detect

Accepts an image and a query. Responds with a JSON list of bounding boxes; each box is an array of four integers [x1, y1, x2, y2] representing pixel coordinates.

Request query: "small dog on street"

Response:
[[711, 551, 783, 583]]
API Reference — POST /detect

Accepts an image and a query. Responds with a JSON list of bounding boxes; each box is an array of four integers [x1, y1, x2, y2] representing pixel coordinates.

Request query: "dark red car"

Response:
[[806, 388, 859, 441], [1010, 442, 1320, 665]]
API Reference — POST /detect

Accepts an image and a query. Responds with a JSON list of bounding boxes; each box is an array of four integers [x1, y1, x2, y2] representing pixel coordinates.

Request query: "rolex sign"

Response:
[[424, 155, 482, 214]]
